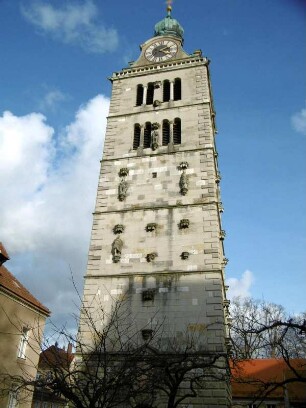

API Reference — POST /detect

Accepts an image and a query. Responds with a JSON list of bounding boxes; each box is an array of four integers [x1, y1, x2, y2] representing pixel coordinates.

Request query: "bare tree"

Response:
[[230, 297, 306, 405], [124, 324, 230, 408], [1, 294, 230, 408], [0, 296, 150, 408], [2, 293, 304, 407], [230, 297, 306, 359], [144, 349, 229, 408]]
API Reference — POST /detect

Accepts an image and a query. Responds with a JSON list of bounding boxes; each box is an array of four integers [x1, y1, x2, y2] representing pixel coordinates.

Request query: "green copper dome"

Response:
[[154, 6, 184, 42]]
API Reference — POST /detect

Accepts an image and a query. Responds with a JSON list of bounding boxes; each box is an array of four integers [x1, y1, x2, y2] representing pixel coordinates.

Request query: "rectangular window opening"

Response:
[[7, 391, 18, 408], [17, 327, 29, 359]]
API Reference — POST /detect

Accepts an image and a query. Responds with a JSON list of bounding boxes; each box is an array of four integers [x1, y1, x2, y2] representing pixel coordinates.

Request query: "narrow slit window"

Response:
[[144, 122, 151, 149], [133, 124, 141, 150], [162, 120, 170, 145], [173, 118, 181, 144], [136, 85, 144, 106], [174, 78, 181, 101], [146, 83, 154, 105], [163, 80, 170, 102]]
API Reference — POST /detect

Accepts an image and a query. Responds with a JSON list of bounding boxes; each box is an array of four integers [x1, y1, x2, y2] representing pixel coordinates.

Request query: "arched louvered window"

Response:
[[174, 78, 181, 101], [144, 122, 151, 148], [173, 118, 181, 144], [162, 120, 170, 146], [133, 124, 141, 150], [136, 85, 144, 106], [163, 80, 170, 102], [146, 83, 154, 105]]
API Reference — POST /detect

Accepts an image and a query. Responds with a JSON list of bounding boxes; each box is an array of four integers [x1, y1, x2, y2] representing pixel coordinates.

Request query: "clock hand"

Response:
[[160, 47, 171, 54]]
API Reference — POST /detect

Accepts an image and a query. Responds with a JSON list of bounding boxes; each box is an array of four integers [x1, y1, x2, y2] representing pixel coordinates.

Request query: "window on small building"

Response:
[[136, 84, 144, 106], [143, 122, 151, 149], [146, 82, 154, 105], [133, 124, 141, 150], [173, 118, 181, 144], [17, 327, 29, 359], [163, 80, 170, 102], [162, 120, 170, 145], [174, 78, 181, 101]]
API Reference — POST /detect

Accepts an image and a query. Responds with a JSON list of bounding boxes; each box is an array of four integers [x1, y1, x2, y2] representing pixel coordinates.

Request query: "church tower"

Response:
[[80, 4, 231, 407]]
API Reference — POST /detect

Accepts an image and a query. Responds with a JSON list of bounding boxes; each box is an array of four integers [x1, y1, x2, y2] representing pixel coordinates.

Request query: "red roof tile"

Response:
[[231, 359, 306, 402], [0, 264, 50, 316]]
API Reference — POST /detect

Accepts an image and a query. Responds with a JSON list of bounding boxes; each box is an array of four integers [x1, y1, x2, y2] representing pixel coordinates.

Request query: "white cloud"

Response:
[[21, 1, 118, 53], [227, 270, 254, 299], [0, 95, 109, 327], [0, 111, 54, 195], [40, 89, 67, 111], [292, 104, 306, 135]]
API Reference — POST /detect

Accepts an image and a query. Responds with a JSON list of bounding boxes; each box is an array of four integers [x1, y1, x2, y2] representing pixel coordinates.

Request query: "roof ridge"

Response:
[[0, 264, 50, 316]]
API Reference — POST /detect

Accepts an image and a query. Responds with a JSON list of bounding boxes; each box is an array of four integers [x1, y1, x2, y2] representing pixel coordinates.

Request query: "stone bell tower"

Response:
[[80, 4, 231, 407]]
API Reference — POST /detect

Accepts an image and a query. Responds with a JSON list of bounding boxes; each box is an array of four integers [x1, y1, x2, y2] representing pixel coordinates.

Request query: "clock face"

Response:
[[145, 40, 178, 62]]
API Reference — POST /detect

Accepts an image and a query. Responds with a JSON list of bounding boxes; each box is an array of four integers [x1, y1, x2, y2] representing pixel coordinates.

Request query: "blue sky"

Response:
[[0, 0, 305, 329]]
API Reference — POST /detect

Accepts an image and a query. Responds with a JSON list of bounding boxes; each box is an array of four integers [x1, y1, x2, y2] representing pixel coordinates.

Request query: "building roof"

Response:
[[0, 249, 50, 316], [39, 344, 74, 370], [231, 358, 306, 403]]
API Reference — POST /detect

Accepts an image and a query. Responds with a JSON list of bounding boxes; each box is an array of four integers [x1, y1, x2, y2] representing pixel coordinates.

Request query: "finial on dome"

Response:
[[166, 0, 172, 14]]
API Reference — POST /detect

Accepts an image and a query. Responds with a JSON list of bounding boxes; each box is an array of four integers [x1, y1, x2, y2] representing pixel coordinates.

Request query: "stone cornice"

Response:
[[93, 199, 219, 216], [100, 145, 216, 164], [107, 100, 213, 119], [84, 269, 224, 279], [109, 57, 208, 82]]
